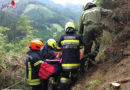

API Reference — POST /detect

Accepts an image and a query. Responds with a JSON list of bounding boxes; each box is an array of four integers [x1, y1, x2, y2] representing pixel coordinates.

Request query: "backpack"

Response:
[[39, 62, 56, 79]]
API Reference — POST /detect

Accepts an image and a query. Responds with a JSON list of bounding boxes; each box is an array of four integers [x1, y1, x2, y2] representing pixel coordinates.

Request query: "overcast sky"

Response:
[[51, 0, 95, 6]]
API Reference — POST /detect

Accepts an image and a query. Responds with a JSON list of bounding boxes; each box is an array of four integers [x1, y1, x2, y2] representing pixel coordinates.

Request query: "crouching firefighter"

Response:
[[57, 22, 83, 90], [26, 39, 46, 90], [40, 39, 62, 90]]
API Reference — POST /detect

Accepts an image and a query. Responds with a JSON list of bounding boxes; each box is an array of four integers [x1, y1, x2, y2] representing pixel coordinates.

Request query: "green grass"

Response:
[[85, 87, 92, 90], [85, 79, 100, 90], [90, 79, 100, 85], [23, 4, 54, 15], [76, 84, 81, 88], [22, 4, 54, 19], [96, 30, 114, 62]]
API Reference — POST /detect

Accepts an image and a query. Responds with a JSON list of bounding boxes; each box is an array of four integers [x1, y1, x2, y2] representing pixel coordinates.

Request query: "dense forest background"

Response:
[[0, 0, 82, 89], [0, 0, 82, 58]]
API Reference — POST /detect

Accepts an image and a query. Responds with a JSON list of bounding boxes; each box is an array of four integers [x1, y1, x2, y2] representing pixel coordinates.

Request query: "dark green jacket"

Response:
[[79, 7, 114, 36]]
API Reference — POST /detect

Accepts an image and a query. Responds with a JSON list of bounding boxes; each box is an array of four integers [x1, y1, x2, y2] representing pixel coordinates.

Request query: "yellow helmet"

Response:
[[65, 21, 76, 32], [47, 39, 57, 48]]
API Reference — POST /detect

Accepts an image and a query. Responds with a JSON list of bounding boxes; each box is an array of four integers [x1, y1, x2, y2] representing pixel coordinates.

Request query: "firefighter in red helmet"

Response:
[[26, 39, 46, 90]]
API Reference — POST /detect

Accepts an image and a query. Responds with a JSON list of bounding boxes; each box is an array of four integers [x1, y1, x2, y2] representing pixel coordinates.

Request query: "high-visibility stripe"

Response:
[[61, 40, 79, 45], [51, 79, 58, 85], [80, 46, 83, 49], [27, 79, 40, 82], [62, 64, 80, 67], [34, 60, 43, 67], [57, 46, 62, 49], [62, 64, 80, 70], [60, 77, 69, 83], [28, 62, 31, 80], [27, 62, 41, 85], [28, 82, 41, 85], [60, 77, 69, 81], [27, 78, 41, 85]]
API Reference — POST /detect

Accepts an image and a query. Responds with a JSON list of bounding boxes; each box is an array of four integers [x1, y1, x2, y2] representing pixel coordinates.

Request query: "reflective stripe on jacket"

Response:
[[26, 50, 43, 85], [62, 63, 80, 70], [57, 32, 83, 70], [60, 77, 70, 83]]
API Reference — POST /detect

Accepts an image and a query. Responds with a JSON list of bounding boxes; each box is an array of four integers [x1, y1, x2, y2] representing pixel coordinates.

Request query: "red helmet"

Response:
[[30, 39, 43, 50]]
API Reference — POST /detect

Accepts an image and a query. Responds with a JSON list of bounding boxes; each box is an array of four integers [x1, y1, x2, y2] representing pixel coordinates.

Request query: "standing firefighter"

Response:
[[26, 39, 44, 90], [57, 22, 83, 90], [79, 2, 121, 66]]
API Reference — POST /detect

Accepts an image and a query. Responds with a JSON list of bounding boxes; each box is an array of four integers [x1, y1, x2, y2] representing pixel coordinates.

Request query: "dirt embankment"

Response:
[[74, 0, 130, 90]]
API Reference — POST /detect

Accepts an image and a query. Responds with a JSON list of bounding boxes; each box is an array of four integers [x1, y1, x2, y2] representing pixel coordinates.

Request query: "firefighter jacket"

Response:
[[57, 32, 83, 71], [40, 44, 56, 60], [26, 49, 43, 86], [79, 7, 116, 36]]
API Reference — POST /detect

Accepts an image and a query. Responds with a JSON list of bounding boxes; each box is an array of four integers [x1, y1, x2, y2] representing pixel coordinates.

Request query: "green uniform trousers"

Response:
[[83, 24, 103, 60]]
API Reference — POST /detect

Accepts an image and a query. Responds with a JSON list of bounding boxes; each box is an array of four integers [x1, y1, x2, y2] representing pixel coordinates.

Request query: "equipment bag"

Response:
[[39, 62, 56, 79]]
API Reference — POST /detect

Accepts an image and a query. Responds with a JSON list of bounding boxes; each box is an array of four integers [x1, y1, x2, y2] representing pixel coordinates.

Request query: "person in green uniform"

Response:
[[79, 2, 121, 67]]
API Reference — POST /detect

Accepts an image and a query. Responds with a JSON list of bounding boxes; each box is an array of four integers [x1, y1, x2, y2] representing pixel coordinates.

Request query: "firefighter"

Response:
[[26, 39, 47, 90], [57, 21, 83, 90], [79, 2, 121, 67], [40, 38, 62, 90], [40, 39, 61, 60]]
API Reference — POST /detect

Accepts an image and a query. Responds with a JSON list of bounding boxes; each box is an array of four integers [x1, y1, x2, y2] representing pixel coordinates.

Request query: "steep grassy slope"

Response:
[[73, 0, 130, 90]]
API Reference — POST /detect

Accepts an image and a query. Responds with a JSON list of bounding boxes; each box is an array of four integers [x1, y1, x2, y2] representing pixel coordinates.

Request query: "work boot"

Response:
[[57, 83, 70, 90], [52, 85, 58, 90]]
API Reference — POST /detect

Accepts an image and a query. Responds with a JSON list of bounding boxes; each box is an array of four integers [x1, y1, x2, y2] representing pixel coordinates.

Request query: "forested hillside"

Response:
[[1, 0, 81, 42], [0, 0, 81, 52], [0, 0, 81, 89]]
